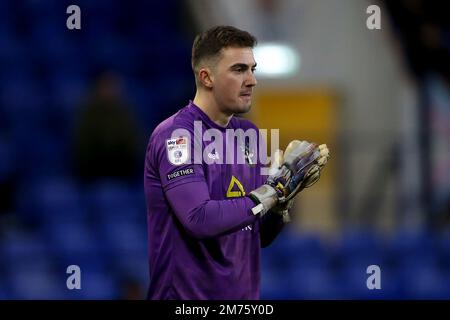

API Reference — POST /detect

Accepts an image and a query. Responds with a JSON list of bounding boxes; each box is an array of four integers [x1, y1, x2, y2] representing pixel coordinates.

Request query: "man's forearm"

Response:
[[166, 181, 257, 239]]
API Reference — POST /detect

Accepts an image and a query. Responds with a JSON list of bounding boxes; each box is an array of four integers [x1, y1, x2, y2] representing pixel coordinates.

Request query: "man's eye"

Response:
[[251, 68, 256, 73]]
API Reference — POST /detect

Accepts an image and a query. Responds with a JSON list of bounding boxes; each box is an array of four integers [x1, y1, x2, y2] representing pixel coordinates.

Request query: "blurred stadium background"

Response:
[[0, 0, 449, 299]]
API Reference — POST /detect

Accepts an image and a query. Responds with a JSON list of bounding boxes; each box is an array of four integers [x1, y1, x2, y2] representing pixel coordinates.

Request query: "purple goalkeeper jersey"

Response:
[[144, 101, 284, 300]]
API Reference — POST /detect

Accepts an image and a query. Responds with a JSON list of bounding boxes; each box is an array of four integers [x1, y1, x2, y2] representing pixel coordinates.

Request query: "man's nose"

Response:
[[246, 71, 257, 87]]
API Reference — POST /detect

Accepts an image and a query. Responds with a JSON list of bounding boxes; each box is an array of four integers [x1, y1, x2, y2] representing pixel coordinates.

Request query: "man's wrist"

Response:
[[248, 185, 278, 216]]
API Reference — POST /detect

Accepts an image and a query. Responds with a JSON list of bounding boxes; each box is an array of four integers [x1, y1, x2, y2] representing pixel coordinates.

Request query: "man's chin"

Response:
[[234, 103, 252, 115]]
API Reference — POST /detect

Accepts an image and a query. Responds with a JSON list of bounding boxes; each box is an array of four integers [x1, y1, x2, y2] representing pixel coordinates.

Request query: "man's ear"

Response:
[[198, 68, 214, 89]]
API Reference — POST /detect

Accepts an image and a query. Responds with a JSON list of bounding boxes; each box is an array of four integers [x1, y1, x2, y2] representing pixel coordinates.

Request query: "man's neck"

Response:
[[193, 93, 233, 128]]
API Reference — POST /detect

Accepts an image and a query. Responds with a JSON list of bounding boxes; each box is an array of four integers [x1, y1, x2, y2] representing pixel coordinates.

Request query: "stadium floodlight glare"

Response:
[[253, 43, 300, 78]]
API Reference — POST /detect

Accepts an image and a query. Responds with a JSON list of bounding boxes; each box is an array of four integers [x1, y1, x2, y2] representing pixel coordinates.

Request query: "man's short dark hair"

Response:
[[191, 25, 257, 73]]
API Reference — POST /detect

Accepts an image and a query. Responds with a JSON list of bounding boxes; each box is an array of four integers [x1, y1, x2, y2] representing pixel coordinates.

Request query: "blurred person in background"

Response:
[[72, 71, 142, 185]]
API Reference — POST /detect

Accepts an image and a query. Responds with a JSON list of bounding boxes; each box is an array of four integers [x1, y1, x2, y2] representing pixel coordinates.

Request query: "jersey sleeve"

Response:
[[166, 181, 257, 239], [151, 126, 205, 192]]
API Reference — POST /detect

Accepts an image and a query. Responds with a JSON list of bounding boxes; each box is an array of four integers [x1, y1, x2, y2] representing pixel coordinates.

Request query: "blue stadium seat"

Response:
[[289, 264, 340, 299], [0, 32, 29, 69], [100, 218, 147, 256], [387, 228, 439, 268], [400, 262, 449, 299], [8, 270, 65, 299], [262, 231, 338, 299], [87, 181, 143, 220], [386, 229, 448, 299], [0, 74, 47, 125], [0, 231, 49, 260], [332, 229, 386, 290], [17, 177, 87, 226], [48, 70, 88, 123], [1, 229, 63, 299], [95, 37, 139, 74], [45, 220, 97, 254], [42, 220, 112, 281], [1, 235, 52, 302], [264, 230, 329, 270], [1, 232, 51, 268], [29, 21, 75, 67], [260, 266, 296, 299], [14, 129, 68, 178], [336, 228, 384, 257]]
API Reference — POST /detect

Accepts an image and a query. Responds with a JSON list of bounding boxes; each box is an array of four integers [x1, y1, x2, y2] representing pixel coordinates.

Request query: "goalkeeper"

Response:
[[144, 25, 330, 300]]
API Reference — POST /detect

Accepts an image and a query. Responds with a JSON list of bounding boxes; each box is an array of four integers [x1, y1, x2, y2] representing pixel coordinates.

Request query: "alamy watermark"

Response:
[[366, 5, 381, 30], [66, 5, 380, 32], [366, 265, 381, 290], [66, 5, 81, 30], [66, 265, 81, 290], [167, 121, 279, 176]]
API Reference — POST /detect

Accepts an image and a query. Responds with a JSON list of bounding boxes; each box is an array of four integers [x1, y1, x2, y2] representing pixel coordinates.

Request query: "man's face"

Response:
[[210, 46, 257, 115]]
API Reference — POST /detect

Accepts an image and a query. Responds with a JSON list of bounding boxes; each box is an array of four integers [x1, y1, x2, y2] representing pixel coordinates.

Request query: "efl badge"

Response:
[[166, 136, 189, 165]]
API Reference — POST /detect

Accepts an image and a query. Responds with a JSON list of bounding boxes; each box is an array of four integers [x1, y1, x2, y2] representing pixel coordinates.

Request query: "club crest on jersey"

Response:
[[166, 136, 189, 165], [240, 139, 256, 167]]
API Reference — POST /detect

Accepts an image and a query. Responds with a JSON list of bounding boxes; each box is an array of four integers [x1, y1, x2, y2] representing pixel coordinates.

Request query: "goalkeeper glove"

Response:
[[265, 148, 295, 223], [249, 141, 330, 217]]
